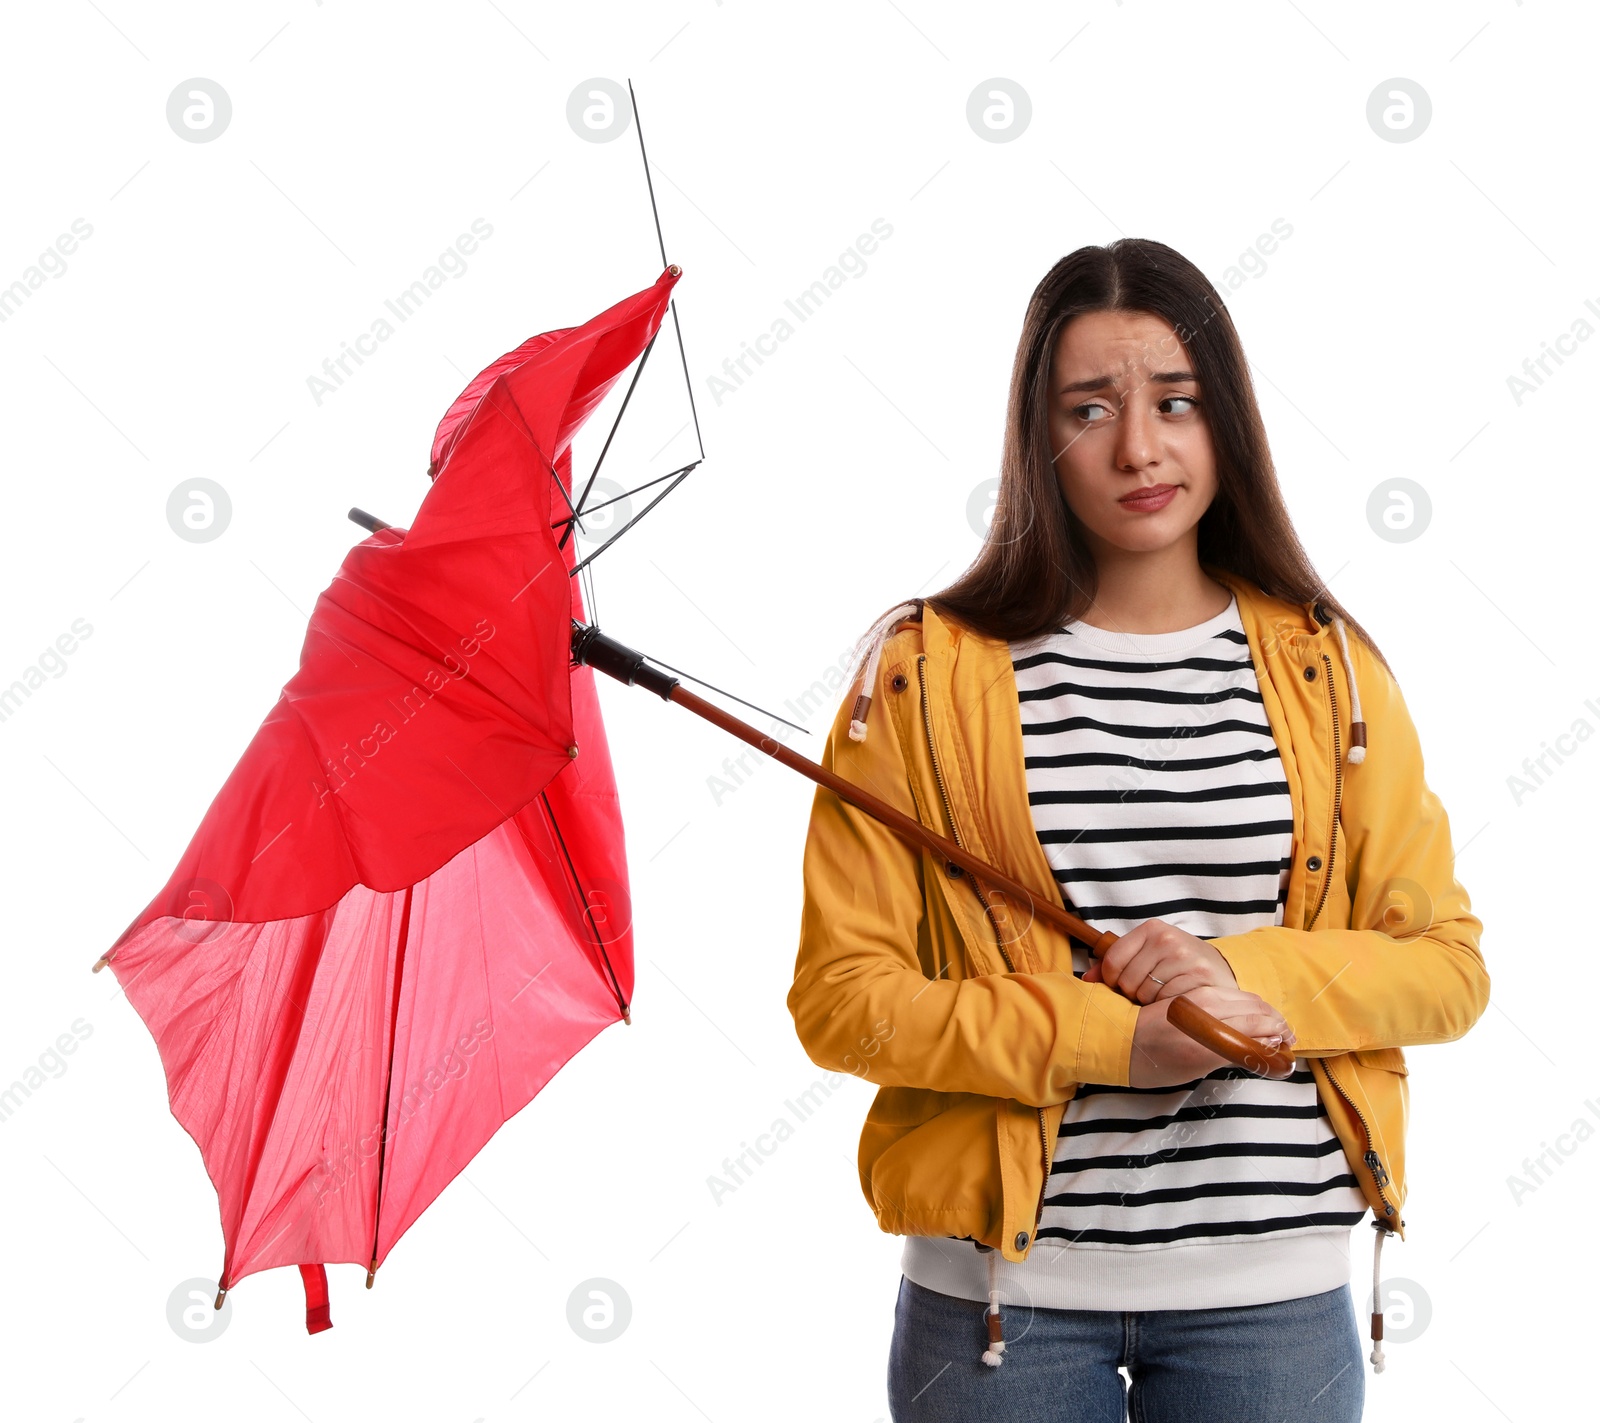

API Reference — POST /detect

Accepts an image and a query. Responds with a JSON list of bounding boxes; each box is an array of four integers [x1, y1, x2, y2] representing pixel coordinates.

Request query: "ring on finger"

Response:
[[1148, 974, 1165, 986]]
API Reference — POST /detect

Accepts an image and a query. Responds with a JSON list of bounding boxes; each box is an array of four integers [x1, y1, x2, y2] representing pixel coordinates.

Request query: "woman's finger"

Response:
[[1095, 924, 1145, 993], [1229, 1010, 1291, 1040], [1207, 1000, 1288, 1035], [1121, 945, 1176, 1004], [1178, 988, 1297, 1042], [1131, 952, 1168, 1004], [1149, 970, 1207, 1002], [1105, 926, 1175, 999]]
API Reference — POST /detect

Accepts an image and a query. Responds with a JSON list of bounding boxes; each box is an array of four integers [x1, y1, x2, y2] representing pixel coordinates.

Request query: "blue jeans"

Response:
[[887, 1276, 1364, 1422]]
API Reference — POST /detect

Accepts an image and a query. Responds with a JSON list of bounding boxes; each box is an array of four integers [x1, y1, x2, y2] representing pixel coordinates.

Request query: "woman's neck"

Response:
[[1076, 541, 1231, 635]]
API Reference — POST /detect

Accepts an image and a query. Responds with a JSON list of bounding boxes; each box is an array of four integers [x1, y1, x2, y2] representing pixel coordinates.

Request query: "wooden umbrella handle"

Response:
[[1166, 994, 1295, 1078]]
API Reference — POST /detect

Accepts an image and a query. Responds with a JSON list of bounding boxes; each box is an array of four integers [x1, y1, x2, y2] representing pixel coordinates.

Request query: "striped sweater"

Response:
[[899, 592, 1369, 1310]]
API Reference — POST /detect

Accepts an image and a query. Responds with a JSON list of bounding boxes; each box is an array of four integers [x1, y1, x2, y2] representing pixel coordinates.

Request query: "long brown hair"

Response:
[[919, 238, 1391, 677]]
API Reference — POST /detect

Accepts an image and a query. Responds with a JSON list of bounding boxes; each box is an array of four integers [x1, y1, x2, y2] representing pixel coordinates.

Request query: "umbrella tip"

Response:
[[214, 1285, 227, 1310], [667, 263, 681, 277], [365, 1259, 377, 1289], [91, 954, 110, 974], [622, 1003, 632, 1026]]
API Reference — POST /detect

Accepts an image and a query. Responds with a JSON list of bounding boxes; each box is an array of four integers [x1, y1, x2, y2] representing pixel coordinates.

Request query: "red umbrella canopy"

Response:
[[103, 265, 681, 1326]]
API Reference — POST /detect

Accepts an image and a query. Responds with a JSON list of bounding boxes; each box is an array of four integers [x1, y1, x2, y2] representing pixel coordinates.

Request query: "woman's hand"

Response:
[[1083, 918, 1239, 1003], [1128, 988, 1298, 1089]]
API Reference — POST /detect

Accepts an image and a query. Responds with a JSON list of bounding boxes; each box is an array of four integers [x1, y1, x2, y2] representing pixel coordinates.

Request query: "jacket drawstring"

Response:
[[847, 600, 921, 742], [972, 1216, 1388, 1370], [1369, 1220, 1390, 1372], [1332, 616, 1369, 764], [979, 1244, 1006, 1366]]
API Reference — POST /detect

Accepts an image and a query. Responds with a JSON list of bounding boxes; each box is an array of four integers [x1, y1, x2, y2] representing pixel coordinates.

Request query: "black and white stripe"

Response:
[[1011, 596, 1367, 1257]]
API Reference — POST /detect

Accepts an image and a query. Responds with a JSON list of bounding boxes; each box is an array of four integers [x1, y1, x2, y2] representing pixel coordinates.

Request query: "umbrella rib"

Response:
[[563, 331, 660, 549], [630, 76, 669, 271], [368, 881, 414, 1283], [664, 298, 704, 462], [539, 789, 628, 1019], [620, 652, 809, 736], [629, 76, 705, 462], [552, 461, 700, 529], [475, 385, 575, 522], [581, 559, 599, 627], [566, 462, 700, 577]]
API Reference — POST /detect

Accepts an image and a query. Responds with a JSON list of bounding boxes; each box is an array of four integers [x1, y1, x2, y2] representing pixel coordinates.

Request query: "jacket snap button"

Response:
[[945, 860, 962, 878], [890, 673, 909, 693], [1014, 1231, 1030, 1251], [1306, 855, 1322, 872], [1303, 665, 1317, 681]]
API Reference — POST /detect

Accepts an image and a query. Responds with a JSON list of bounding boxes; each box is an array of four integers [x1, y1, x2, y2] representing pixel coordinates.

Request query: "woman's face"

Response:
[[1045, 309, 1219, 559]]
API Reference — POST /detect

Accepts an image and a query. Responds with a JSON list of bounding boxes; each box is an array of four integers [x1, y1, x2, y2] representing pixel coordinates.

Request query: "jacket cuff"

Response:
[[1210, 933, 1286, 1020], [1074, 989, 1142, 1088]]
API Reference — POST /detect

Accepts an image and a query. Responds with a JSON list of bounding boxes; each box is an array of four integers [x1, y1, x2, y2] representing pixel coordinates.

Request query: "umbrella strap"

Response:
[[299, 1263, 332, 1334]]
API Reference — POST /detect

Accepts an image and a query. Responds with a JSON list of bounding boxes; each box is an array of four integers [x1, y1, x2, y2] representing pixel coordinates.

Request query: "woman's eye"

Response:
[[1068, 394, 1199, 423]]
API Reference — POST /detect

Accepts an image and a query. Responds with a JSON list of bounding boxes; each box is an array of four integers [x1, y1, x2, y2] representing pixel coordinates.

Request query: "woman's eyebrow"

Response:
[[1058, 369, 1199, 395]]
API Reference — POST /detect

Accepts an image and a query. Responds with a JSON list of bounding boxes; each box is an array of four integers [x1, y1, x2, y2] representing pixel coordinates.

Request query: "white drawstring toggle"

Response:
[[1333, 616, 1368, 764], [1369, 1221, 1388, 1373], [980, 1246, 1006, 1367], [847, 600, 920, 742]]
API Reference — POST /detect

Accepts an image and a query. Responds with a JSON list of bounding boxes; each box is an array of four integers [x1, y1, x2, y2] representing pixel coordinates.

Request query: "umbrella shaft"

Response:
[[571, 621, 1293, 1078], [666, 680, 1112, 954]]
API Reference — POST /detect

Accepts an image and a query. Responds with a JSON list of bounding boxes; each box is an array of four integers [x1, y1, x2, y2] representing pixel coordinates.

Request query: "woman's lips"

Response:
[[1118, 484, 1178, 513]]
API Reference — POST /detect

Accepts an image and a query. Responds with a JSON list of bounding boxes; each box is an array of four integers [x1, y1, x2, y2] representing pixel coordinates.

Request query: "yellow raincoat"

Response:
[[787, 564, 1488, 1265]]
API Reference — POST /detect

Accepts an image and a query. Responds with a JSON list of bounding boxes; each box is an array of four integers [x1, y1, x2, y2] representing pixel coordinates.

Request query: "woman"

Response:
[[786, 238, 1488, 1422]]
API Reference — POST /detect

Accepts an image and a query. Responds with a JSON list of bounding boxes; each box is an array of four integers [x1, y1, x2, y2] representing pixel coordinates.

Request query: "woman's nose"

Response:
[[1114, 399, 1158, 467]]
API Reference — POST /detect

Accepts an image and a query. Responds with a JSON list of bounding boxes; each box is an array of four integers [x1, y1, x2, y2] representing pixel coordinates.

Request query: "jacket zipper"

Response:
[[917, 654, 1053, 1241], [1305, 646, 1397, 1226], [1321, 1055, 1398, 1224], [1307, 651, 1342, 930]]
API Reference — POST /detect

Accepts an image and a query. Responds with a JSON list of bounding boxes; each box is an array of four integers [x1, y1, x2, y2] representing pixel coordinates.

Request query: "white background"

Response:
[[1, 3, 1591, 1420]]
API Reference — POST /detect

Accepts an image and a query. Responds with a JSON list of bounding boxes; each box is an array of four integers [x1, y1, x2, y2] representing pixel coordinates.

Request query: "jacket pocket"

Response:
[[860, 1088, 1002, 1246]]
